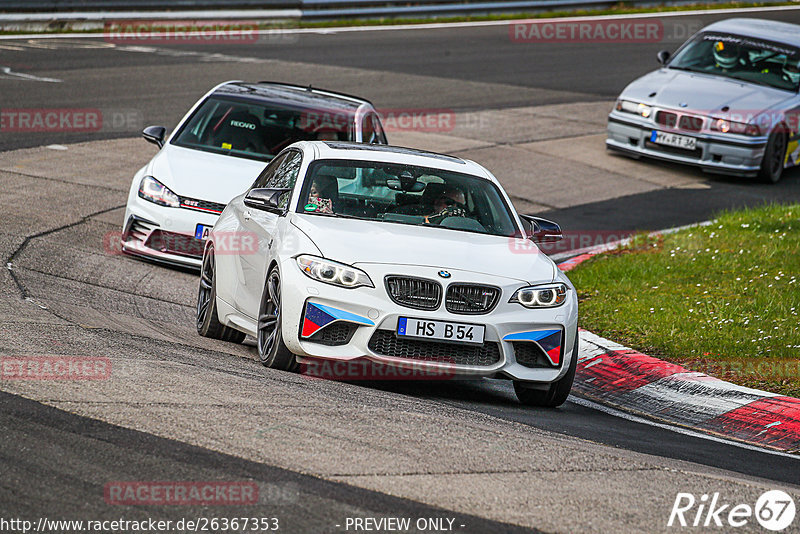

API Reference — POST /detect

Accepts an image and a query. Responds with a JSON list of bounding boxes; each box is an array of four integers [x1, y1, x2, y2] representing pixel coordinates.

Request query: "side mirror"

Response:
[[142, 125, 166, 148], [656, 50, 671, 65], [519, 214, 563, 243], [244, 187, 291, 214]]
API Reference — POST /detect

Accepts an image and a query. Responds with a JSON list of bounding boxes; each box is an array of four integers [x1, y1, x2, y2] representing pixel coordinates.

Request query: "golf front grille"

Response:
[[385, 276, 442, 310], [145, 230, 204, 258], [127, 219, 156, 242], [368, 330, 501, 366], [179, 196, 226, 214], [445, 284, 500, 314]]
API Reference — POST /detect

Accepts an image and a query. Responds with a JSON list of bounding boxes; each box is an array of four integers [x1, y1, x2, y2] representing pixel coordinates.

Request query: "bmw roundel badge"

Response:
[[438, 270, 451, 278]]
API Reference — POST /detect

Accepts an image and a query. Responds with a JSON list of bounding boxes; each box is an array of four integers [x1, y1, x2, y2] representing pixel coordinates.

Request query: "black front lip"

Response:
[[605, 142, 760, 177]]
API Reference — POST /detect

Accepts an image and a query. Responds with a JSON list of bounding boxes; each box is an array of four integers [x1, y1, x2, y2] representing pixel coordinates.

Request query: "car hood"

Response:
[[290, 214, 556, 284], [148, 144, 266, 203], [621, 68, 793, 116]]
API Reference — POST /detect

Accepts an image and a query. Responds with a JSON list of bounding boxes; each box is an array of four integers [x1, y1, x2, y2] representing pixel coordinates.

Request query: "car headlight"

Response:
[[615, 99, 652, 118], [510, 283, 568, 308], [711, 118, 761, 136], [138, 175, 180, 207], [296, 255, 374, 289]]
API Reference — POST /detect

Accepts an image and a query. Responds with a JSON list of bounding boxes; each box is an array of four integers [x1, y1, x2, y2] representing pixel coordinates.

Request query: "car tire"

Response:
[[196, 247, 246, 343], [513, 334, 578, 408], [758, 128, 787, 184], [257, 266, 298, 372]]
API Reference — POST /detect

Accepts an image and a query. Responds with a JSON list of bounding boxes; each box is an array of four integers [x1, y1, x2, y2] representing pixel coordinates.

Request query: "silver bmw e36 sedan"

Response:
[[607, 18, 800, 183]]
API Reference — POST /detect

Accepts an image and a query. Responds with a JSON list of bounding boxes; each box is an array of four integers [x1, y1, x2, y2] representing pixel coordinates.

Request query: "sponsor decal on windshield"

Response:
[[702, 33, 800, 58]]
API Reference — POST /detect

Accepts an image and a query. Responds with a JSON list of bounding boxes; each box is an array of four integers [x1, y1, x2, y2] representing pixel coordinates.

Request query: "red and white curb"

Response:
[[573, 330, 800, 454], [556, 237, 800, 455]]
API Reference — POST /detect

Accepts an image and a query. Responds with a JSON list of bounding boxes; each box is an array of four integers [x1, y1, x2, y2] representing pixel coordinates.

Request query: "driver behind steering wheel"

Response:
[[424, 186, 468, 224], [713, 40, 741, 70]]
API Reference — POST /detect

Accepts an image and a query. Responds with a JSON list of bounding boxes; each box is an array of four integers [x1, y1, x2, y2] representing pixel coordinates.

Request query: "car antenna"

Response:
[[307, 84, 313, 92]]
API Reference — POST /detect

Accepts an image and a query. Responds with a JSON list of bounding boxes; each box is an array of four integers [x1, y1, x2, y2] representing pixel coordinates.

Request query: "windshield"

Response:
[[297, 159, 519, 237], [669, 32, 800, 92], [171, 96, 356, 162]]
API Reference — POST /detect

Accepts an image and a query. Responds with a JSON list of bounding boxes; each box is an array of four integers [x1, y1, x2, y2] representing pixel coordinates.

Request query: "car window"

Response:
[[251, 152, 288, 189], [669, 32, 800, 92], [297, 159, 518, 237], [171, 96, 358, 161], [361, 112, 387, 145], [265, 150, 303, 208], [362, 113, 387, 144]]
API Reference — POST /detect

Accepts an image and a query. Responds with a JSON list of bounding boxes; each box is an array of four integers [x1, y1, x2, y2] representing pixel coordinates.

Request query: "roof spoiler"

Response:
[[254, 80, 374, 107]]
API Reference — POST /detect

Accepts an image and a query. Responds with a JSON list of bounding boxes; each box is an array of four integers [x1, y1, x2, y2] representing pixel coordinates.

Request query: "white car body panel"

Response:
[[206, 141, 579, 385], [121, 81, 385, 268], [290, 215, 557, 283]]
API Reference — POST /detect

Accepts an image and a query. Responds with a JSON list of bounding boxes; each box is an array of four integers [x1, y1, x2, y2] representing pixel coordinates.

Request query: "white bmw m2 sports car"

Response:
[[121, 81, 387, 268], [197, 142, 578, 406]]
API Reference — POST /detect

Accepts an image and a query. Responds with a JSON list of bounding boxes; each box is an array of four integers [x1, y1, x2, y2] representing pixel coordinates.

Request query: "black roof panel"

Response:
[[213, 82, 369, 111], [322, 142, 465, 164]]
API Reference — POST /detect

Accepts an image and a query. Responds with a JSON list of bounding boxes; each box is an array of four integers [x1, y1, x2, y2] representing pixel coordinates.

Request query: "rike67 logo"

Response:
[[668, 490, 796, 531]]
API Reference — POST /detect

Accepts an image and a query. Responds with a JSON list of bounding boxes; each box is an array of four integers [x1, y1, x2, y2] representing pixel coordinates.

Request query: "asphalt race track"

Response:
[[1, 7, 799, 533]]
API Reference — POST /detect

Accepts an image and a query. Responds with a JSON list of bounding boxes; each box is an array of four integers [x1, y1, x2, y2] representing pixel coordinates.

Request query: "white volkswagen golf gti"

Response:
[[197, 141, 578, 406], [121, 81, 387, 268]]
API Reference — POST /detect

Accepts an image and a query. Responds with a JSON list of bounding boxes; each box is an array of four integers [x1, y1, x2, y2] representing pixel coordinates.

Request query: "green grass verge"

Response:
[[569, 203, 800, 398], [0, 1, 796, 35]]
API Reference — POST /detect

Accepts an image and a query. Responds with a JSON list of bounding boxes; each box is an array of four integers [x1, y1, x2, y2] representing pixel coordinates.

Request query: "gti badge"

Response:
[[438, 270, 451, 279]]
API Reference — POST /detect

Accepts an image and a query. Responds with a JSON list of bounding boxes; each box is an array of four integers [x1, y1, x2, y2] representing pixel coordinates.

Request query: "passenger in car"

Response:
[[308, 177, 337, 213]]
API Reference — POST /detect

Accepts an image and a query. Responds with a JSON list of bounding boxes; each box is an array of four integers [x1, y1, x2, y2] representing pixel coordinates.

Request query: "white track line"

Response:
[[569, 395, 800, 460], [0, 66, 61, 82], [2, 4, 800, 40], [0, 9, 301, 22]]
